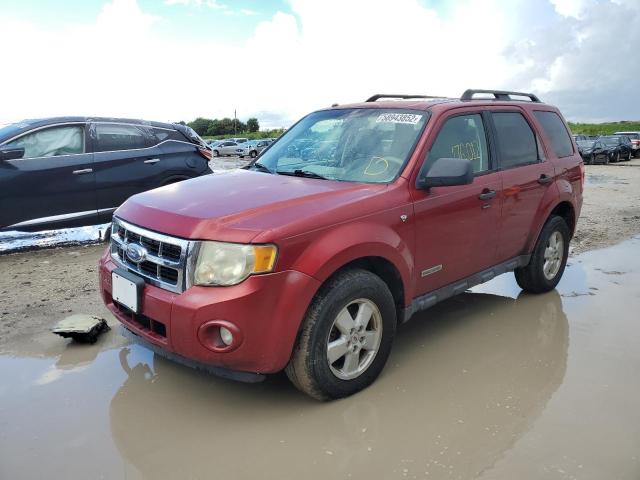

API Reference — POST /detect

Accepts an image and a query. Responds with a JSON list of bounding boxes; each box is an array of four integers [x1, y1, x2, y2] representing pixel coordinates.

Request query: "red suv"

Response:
[[99, 90, 584, 400]]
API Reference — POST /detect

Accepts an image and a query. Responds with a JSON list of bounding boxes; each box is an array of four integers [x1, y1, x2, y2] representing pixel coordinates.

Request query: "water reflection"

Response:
[[109, 290, 568, 479]]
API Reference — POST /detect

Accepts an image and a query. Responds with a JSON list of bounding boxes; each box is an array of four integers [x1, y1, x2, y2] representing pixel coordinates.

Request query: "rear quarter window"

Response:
[[533, 111, 574, 158]]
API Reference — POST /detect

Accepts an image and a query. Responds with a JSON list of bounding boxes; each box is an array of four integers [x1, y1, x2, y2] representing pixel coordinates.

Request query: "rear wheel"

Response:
[[515, 216, 570, 293], [286, 269, 396, 400], [250, 150, 257, 158]]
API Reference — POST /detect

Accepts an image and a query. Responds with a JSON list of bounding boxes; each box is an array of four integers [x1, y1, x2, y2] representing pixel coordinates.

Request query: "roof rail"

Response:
[[461, 89, 541, 103], [366, 94, 447, 102]]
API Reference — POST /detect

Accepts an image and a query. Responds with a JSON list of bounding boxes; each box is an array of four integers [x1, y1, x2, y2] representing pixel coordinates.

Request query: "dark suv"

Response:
[[99, 90, 584, 400], [0, 117, 212, 231]]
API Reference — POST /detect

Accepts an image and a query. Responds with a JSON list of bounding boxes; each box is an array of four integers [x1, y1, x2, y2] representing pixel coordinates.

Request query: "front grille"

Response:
[[110, 218, 193, 293]]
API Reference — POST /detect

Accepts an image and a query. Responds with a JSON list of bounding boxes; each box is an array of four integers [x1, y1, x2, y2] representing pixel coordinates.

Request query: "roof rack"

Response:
[[365, 94, 447, 102], [461, 89, 541, 102]]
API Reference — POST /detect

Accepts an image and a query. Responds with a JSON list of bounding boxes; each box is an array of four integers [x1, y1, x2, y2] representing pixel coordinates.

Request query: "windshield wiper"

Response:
[[276, 169, 328, 180], [248, 162, 273, 173]]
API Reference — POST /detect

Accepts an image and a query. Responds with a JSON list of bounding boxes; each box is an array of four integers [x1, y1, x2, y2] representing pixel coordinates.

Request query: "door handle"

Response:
[[478, 189, 496, 201], [144, 158, 160, 164], [72, 168, 93, 175], [538, 174, 553, 184]]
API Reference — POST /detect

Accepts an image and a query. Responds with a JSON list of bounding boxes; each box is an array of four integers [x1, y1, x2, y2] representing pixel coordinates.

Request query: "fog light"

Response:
[[219, 326, 233, 346]]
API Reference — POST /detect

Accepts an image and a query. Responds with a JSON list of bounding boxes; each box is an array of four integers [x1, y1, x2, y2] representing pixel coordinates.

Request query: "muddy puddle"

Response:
[[1, 238, 640, 479]]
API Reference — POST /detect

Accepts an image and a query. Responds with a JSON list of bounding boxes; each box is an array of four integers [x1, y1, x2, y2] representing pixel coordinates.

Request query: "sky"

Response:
[[0, 0, 638, 129]]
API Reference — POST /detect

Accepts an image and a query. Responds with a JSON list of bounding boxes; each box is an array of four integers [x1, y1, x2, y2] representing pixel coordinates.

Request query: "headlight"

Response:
[[192, 241, 277, 286]]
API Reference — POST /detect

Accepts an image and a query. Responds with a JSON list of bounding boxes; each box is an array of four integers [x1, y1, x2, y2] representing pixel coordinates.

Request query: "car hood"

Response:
[[115, 169, 390, 243]]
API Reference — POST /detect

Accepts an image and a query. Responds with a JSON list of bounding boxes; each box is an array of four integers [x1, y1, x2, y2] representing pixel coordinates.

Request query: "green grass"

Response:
[[568, 121, 640, 136]]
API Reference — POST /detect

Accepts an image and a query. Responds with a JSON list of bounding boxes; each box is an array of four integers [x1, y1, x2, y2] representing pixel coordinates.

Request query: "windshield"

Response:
[[600, 137, 619, 146], [577, 140, 595, 148], [255, 108, 429, 183]]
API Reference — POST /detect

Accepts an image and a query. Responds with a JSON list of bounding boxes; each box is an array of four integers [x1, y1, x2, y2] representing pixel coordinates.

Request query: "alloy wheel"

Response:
[[326, 299, 383, 380], [543, 231, 564, 280]]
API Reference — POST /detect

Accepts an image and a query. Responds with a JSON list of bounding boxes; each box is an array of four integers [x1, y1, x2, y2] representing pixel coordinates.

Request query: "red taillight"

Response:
[[198, 147, 212, 161]]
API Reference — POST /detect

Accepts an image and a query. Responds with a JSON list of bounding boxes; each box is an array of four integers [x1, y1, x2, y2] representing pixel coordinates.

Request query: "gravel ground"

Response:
[[0, 158, 639, 351]]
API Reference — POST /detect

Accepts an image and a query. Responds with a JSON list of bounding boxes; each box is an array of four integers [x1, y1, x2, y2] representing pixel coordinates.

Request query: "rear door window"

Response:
[[533, 111, 573, 157], [94, 124, 147, 152], [491, 112, 538, 169], [5, 125, 85, 159]]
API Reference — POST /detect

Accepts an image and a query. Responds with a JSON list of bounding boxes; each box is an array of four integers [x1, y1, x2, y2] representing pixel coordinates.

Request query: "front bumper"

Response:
[[99, 248, 321, 374]]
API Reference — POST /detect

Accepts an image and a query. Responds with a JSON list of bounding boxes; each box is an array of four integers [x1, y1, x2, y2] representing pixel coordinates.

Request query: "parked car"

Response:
[[231, 137, 249, 144], [99, 89, 583, 400], [597, 135, 634, 162], [245, 139, 274, 158], [208, 140, 223, 147], [0, 117, 212, 232], [576, 139, 610, 164], [572, 134, 595, 142], [211, 140, 248, 157], [613, 131, 640, 157]]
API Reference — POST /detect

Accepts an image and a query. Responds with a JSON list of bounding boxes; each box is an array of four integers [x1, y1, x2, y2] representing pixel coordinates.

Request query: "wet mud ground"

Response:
[[1, 160, 640, 479]]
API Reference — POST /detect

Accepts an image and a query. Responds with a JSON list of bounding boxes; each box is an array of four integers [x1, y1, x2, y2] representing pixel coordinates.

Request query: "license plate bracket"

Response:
[[112, 268, 145, 313]]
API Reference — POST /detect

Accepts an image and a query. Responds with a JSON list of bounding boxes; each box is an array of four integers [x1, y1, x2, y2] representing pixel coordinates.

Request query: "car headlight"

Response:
[[192, 241, 277, 286]]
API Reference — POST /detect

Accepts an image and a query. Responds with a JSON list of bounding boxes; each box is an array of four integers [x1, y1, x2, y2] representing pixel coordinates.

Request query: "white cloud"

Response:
[[164, 0, 227, 9], [240, 8, 258, 16], [0, 0, 638, 128]]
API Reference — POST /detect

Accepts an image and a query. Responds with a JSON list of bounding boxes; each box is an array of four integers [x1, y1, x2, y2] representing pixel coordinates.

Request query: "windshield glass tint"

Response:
[[601, 138, 618, 146], [257, 108, 428, 183]]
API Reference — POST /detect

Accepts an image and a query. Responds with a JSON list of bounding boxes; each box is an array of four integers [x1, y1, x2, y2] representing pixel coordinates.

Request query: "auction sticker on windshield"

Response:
[[376, 113, 423, 125]]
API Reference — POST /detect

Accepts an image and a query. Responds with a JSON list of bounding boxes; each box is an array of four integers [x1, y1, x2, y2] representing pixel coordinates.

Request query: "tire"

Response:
[[285, 269, 396, 400], [250, 150, 257, 158], [212, 150, 219, 157], [514, 216, 570, 294], [628, 151, 632, 161], [615, 152, 620, 163], [588, 154, 594, 165], [603, 154, 609, 165]]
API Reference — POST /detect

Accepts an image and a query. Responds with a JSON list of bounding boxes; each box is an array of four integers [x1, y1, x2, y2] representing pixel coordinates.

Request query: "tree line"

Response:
[[179, 117, 260, 137]]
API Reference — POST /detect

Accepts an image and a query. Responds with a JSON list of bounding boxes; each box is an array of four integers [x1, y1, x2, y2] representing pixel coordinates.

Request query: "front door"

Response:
[[411, 111, 502, 296], [0, 123, 96, 230]]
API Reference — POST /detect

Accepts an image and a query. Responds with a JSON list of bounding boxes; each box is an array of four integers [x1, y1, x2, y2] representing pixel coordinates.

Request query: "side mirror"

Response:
[[0, 146, 25, 161], [417, 157, 473, 189]]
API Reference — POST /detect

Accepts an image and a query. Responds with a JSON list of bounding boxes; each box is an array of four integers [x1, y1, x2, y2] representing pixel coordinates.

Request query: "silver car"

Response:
[[246, 139, 274, 158], [211, 140, 247, 157]]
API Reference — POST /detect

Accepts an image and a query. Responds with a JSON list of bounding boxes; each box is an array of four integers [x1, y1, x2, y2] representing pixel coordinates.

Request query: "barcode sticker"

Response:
[[376, 113, 423, 125]]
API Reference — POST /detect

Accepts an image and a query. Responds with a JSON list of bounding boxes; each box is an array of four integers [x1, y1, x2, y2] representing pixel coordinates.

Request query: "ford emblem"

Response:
[[126, 243, 147, 263]]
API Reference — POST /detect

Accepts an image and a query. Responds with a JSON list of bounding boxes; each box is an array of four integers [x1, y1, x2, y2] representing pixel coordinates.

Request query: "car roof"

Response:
[[325, 97, 557, 114], [5, 116, 178, 132]]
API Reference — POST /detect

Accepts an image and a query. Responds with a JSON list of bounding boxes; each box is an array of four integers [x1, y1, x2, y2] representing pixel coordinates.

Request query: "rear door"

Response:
[[92, 122, 165, 211], [411, 110, 503, 295], [490, 109, 555, 262], [0, 123, 96, 229]]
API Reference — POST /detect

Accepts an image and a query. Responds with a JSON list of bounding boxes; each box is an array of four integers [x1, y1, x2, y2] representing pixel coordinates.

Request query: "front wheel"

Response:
[[286, 269, 396, 400], [615, 152, 620, 163], [212, 150, 219, 157], [515, 216, 570, 293], [588, 154, 594, 165], [250, 150, 257, 158]]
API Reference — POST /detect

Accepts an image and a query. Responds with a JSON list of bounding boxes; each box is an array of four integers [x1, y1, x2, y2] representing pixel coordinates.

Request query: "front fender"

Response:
[[288, 221, 415, 306]]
